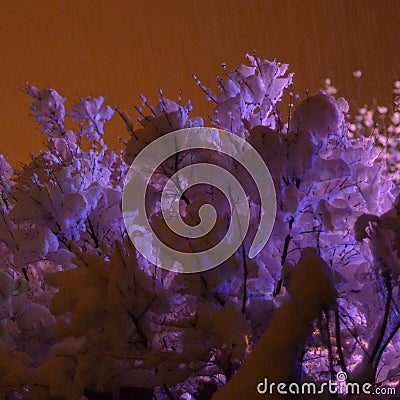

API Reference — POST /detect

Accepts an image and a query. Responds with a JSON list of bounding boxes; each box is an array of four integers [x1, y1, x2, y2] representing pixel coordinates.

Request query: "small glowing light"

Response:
[[377, 106, 388, 114]]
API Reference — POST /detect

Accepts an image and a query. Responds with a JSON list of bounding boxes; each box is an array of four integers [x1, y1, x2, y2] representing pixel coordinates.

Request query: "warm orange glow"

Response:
[[1, 0, 399, 165]]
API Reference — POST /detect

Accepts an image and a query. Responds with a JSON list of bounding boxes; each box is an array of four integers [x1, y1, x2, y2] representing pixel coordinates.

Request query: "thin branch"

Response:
[[370, 271, 392, 370], [241, 243, 248, 315], [373, 317, 400, 372], [163, 384, 175, 400], [335, 305, 348, 377], [325, 311, 336, 380]]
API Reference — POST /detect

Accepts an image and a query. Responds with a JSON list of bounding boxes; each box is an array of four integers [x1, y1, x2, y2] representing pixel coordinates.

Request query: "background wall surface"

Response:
[[1, 0, 399, 165]]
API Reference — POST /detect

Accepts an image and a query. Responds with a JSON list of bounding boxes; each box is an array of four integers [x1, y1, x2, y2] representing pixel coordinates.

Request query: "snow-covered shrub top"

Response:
[[194, 54, 293, 135]]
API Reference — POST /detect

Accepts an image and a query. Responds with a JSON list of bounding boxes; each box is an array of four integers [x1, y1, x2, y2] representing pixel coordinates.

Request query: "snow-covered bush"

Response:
[[0, 54, 399, 399], [327, 76, 400, 184]]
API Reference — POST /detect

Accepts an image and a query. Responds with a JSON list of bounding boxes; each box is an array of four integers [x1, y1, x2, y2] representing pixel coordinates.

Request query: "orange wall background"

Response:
[[1, 0, 399, 166]]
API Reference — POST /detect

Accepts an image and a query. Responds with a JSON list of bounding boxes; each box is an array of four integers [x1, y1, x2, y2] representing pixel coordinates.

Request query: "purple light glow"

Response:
[[0, 55, 399, 400]]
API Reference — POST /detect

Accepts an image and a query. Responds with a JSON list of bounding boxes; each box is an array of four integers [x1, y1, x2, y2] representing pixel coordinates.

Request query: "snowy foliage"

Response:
[[194, 53, 293, 136], [329, 77, 400, 184], [0, 55, 399, 399]]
